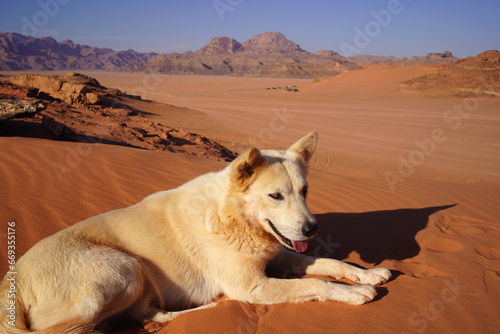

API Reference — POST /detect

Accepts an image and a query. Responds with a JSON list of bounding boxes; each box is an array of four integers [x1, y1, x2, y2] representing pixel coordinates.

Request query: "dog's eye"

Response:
[[301, 185, 308, 197], [269, 193, 284, 200]]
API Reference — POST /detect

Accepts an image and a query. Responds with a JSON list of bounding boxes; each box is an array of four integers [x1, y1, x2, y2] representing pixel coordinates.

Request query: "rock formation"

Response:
[[456, 50, 500, 69], [0, 73, 237, 161], [400, 51, 500, 97], [10, 72, 104, 105]]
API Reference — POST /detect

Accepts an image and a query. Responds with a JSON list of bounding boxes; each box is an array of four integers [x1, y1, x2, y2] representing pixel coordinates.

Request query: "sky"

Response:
[[0, 0, 499, 58]]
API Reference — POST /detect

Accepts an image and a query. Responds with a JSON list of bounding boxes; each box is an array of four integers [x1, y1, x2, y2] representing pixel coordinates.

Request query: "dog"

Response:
[[1, 131, 391, 333]]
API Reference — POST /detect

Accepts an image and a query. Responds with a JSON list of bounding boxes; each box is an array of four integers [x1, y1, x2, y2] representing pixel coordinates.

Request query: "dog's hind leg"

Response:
[[24, 246, 153, 332]]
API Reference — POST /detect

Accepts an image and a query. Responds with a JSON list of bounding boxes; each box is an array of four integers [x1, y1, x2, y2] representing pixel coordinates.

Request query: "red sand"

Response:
[[1, 65, 499, 333]]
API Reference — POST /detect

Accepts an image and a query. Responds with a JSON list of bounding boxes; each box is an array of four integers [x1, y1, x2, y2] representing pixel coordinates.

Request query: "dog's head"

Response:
[[230, 131, 318, 253]]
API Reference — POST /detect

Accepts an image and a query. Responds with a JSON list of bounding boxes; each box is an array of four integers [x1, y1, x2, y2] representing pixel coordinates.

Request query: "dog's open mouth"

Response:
[[267, 220, 309, 253]]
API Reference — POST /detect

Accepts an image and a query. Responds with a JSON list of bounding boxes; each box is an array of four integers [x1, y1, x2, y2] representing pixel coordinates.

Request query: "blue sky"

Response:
[[0, 0, 499, 58]]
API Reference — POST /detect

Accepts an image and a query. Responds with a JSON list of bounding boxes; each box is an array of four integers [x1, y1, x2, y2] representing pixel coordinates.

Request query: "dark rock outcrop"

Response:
[[0, 99, 45, 120]]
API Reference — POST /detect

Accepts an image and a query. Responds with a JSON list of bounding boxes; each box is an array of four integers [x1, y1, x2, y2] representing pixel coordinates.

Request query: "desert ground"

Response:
[[1, 65, 499, 333]]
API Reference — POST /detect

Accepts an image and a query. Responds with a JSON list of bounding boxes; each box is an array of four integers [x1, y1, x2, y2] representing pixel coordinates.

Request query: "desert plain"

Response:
[[1, 64, 499, 333]]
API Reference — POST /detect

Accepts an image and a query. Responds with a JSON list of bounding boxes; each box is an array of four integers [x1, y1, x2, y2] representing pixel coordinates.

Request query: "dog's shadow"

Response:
[[306, 204, 456, 265]]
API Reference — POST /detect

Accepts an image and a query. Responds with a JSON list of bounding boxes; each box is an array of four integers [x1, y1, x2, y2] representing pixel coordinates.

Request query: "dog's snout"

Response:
[[301, 222, 318, 237]]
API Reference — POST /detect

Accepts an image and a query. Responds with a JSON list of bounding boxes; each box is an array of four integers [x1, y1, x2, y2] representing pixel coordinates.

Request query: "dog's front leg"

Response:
[[268, 250, 391, 286], [230, 276, 377, 306]]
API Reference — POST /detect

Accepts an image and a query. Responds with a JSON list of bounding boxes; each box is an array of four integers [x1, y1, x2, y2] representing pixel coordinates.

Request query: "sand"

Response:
[[1, 65, 499, 333]]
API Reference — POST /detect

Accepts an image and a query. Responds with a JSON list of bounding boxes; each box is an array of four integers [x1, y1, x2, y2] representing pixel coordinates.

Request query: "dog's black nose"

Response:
[[302, 222, 318, 237]]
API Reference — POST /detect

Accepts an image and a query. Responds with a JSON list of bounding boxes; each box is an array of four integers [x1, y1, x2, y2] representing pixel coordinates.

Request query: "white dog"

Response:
[[1, 131, 391, 333]]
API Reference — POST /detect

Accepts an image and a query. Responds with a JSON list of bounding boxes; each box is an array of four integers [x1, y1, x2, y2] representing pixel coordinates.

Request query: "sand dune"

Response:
[[1, 66, 499, 333], [90, 66, 500, 181], [302, 64, 440, 97]]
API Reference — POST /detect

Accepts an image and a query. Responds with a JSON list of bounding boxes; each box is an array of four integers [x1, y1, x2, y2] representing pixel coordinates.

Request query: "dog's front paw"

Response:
[[357, 268, 392, 286], [344, 285, 377, 305]]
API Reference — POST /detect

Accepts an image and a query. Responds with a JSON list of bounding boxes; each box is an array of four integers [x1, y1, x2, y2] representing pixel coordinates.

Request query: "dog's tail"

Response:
[[0, 276, 95, 334]]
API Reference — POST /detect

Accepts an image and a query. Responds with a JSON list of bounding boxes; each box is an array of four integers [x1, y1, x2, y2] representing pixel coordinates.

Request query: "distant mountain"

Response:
[[194, 36, 244, 56], [135, 32, 459, 78], [241, 32, 305, 53], [0, 32, 157, 71], [0, 31, 460, 78], [140, 32, 358, 78]]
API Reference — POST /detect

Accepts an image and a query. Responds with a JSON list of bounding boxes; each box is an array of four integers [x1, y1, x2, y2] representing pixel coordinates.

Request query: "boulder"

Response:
[[84, 92, 101, 105]]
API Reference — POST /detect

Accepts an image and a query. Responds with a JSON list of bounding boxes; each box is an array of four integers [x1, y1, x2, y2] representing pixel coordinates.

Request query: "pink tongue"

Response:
[[291, 240, 308, 253]]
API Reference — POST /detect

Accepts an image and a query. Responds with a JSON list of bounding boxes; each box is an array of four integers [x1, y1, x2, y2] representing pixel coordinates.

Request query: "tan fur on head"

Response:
[[231, 147, 268, 191]]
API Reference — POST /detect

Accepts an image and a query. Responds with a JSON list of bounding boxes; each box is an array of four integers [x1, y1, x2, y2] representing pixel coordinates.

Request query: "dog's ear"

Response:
[[287, 131, 318, 165], [232, 148, 267, 189]]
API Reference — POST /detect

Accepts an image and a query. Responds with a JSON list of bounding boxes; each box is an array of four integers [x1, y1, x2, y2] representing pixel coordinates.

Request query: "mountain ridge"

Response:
[[0, 32, 157, 71], [0, 31, 461, 78]]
